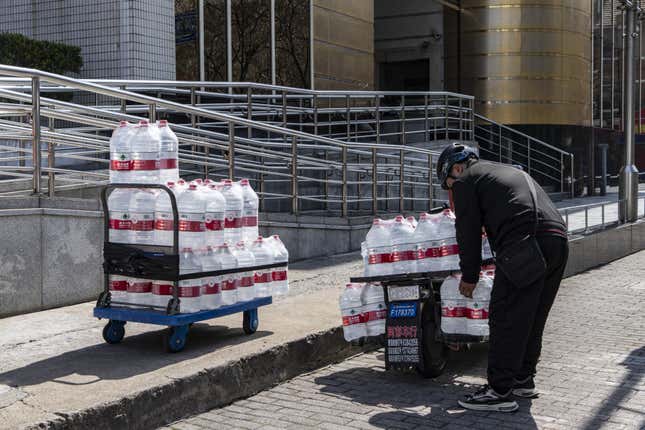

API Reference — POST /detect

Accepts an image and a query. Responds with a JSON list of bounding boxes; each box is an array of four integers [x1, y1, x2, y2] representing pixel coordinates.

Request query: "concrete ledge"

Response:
[[564, 220, 645, 278], [32, 328, 377, 430]]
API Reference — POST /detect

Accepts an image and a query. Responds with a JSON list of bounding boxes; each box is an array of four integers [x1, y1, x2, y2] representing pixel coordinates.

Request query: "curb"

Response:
[[29, 327, 376, 430]]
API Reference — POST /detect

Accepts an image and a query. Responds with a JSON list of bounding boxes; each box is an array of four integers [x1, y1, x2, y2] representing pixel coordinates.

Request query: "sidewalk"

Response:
[[0, 253, 364, 430], [167, 251, 645, 430]]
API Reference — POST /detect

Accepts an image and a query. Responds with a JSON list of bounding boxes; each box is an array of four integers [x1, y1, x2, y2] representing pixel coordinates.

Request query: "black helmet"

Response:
[[436, 143, 479, 189]]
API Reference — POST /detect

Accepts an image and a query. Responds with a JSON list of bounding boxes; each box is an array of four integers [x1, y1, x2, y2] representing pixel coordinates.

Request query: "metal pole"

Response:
[[309, 0, 315, 89], [282, 91, 287, 129], [570, 154, 575, 199], [560, 152, 564, 194], [612, 0, 616, 128], [399, 150, 405, 213], [199, 0, 205, 82], [590, 0, 595, 195], [619, 0, 640, 222], [228, 122, 235, 179], [120, 85, 126, 114], [601, 3, 605, 127], [227, 0, 233, 86], [424, 94, 429, 142], [291, 136, 298, 214], [401, 95, 406, 145], [346, 95, 351, 139], [372, 148, 378, 215], [527, 140, 531, 175], [148, 104, 156, 122], [48, 116, 55, 197], [31, 76, 41, 194], [428, 153, 434, 210], [271, 0, 276, 86], [342, 146, 348, 217], [313, 94, 318, 135]]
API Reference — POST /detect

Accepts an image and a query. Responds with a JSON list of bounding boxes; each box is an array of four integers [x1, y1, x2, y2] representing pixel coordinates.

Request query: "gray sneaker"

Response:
[[458, 385, 519, 412], [512, 376, 539, 398]]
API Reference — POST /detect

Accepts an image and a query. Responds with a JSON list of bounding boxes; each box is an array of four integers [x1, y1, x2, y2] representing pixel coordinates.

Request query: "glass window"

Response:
[[204, 0, 227, 81], [175, 0, 199, 80], [231, 0, 271, 84], [275, 0, 310, 88]]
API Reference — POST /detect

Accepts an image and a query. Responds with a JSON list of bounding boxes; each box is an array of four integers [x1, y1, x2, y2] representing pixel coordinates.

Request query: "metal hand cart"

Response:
[[350, 263, 492, 378], [95, 184, 286, 352]]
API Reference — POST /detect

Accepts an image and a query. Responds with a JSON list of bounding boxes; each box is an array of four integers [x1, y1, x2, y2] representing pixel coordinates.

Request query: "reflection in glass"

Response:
[[204, 0, 227, 81], [276, 0, 310, 88], [175, 0, 199, 80], [231, 0, 271, 84]]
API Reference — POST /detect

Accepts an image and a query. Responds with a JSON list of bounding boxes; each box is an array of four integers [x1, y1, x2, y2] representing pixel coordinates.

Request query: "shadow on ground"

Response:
[[0, 323, 272, 388], [315, 345, 539, 430]]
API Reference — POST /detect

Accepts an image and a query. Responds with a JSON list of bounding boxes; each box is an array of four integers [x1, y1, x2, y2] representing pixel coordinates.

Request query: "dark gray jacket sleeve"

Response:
[[452, 180, 482, 284]]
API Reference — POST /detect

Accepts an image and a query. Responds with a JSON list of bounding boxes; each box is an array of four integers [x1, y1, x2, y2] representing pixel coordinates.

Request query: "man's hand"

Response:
[[459, 280, 477, 298]]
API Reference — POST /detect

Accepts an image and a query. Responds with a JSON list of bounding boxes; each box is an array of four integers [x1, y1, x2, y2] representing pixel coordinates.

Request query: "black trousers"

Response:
[[488, 235, 569, 394]]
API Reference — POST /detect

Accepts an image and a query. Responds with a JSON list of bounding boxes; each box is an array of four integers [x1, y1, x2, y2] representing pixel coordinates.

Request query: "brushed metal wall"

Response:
[[446, 0, 591, 126]]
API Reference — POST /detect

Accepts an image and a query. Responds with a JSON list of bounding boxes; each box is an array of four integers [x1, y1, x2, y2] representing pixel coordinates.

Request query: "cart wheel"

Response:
[[243, 309, 259, 335], [417, 302, 448, 378], [164, 325, 189, 353], [102, 320, 125, 344]]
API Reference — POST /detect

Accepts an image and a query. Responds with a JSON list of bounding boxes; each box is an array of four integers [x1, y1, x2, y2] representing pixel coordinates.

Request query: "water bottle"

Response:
[[154, 181, 177, 247], [482, 233, 493, 260], [361, 283, 386, 336], [107, 188, 133, 243], [440, 275, 467, 334], [176, 178, 188, 195], [251, 236, 273, 298], [204, 184, 226, 248], [390, 215, 417, 275], [466, 272, 493, 336], [151, 279, 173, 309], [436, 209, 459, 270], [269, 235, 289, 296], [157, 120, 179, 184], [364, 219, 392, 277], [128, 189, 156, 245], [126, 277, 153, 309], [414, 212, 439, 272], [177, 183, 206, 251], [178, 249, 202, 313], [221, 179, 244, 244], [233, 241, 256, 301], [109, 121, 133, 183], [406, 216, 418, 229], [339, 283, 367, 341], [109, 275, 129, 304], [200, 247, 223, 310], [130, 120, 160, 184], [239, 179, 259, 243], [216, 243, 239, 305]]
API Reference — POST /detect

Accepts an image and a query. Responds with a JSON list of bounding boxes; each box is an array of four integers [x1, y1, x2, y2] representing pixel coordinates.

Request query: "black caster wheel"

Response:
[[243, 309, 259, 335], [102, 320, 125, 344], [164, 325, 189, 353]]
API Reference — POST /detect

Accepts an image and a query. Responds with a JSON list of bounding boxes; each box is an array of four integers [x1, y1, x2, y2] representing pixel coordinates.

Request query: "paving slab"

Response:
[[171, 250, 645, 430], [0, 253, 365, 430]]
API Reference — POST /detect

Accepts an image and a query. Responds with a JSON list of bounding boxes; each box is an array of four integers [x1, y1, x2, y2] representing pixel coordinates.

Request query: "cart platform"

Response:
[[94, 296, 272, 326]]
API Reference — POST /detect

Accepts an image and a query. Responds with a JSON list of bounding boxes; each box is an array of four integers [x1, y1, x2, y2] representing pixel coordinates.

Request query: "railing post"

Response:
[[120, 85, 127, 114], [458, 97, 463, 141], [424, 94, 429, 143], [282, 91, 287, 129], [375, 95, 381, 145], [372, 147, 378, 215], [313, 94, 318, 135], [498, 127, 502, 162], [48, 116, 55, 197], [31, 76, 41, 194], [444, 94, 449, 140], [148, 104, 156, 122], [247, 87, 253, 139], [399, 149, 405, 213], [342, 146, 348, 217], [291, 136, 298, 214], [570, 154, 575, 199], [560, 153, 564, 194], [346, 95, 351, 140], [428, 154, 434, 210], [228, 122, 235, 179], [401, 95, 406, 145], [190, 87, 197, 128]]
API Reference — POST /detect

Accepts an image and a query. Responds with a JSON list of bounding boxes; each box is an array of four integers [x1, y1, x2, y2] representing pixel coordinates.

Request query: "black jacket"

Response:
[[452, 160, 566, 284]]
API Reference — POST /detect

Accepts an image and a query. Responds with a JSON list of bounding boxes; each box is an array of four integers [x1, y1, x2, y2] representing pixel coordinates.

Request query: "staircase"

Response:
[[0, 65, 574, 216]]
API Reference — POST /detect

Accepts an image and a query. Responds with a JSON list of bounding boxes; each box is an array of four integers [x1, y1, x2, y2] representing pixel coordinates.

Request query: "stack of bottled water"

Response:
[[339, 282, 387, 341], [106, 121, 288, 313], [362, 209, 464, 277], [440, 271, 494, 336]]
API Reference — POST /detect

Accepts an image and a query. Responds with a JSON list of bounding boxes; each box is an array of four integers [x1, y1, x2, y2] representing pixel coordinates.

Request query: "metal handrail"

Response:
[[0, 65, 441, 216], [560, 197, 645, 234]]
